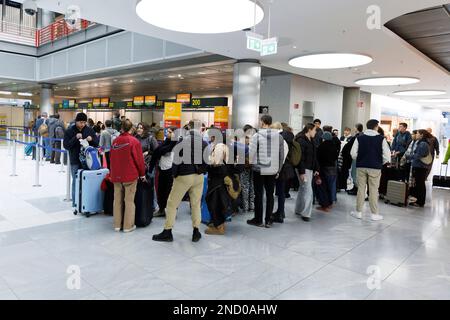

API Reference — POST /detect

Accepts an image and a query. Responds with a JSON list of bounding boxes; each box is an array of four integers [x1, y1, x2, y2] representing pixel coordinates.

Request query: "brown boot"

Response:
[[205, 224, 225, 235]]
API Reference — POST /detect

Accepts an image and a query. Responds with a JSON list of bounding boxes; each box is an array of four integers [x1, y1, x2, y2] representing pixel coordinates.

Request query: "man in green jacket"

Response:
[[443, 140, 450, 164]]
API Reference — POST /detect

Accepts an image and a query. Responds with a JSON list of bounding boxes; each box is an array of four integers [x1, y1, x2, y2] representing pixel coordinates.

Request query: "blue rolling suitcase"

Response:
[[201, 174, 211, 225], [74, 169, 109, 217]]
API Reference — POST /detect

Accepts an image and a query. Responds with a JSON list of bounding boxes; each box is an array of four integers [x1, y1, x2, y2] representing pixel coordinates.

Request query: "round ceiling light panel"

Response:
[[393, 90, 446, 97], [355, 77, 420, 86], [136, 0, 264, 34], [288, 53, 373, 69]]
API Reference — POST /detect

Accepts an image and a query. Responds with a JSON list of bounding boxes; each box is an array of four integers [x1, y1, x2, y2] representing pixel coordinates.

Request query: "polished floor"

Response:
[[0, 145, 450, 300]]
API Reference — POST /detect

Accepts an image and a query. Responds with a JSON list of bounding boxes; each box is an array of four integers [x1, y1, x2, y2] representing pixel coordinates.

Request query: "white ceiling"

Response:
[[28, 0, 450, 109]]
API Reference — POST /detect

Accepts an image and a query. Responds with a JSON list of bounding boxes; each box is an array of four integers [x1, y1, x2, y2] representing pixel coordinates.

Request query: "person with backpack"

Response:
[[271, 122, 298, 224], [52, 114, 66, 165], [63, 113, 99, 208], [295, 123, 320, 222], [99, 120, 119, 169], [247, 115, 285, 228], [110, 120, 147, 233], [152, 121, 208, 243], [35, 112, 50, 161]]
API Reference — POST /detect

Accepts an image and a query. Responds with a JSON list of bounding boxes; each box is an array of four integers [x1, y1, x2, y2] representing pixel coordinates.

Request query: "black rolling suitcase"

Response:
[[134, 180, 154, 227], [103, 179, 114, 215], [433, 164, 450, 189]]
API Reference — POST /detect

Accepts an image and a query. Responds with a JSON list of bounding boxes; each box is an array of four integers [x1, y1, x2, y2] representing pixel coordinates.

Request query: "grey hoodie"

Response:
[[100, 128, 119, 152], [249, 128, 284, 176]]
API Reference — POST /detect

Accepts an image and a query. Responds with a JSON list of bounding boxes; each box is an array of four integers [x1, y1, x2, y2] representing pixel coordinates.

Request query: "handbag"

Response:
[[224, 174, 241, 200], [420, 152, 433, 166]]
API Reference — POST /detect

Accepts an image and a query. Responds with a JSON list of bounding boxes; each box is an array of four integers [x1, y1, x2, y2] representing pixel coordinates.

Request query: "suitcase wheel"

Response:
[[85, 213, 91, 218], [73, 210, 78, 215]]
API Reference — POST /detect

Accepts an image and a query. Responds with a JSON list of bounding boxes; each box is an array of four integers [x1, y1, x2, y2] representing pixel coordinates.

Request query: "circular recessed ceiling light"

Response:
[[289, 53, 373, 69], [355, 77, 420, 86], [393, 90, 446, 96], [136, 0, 264, 34]]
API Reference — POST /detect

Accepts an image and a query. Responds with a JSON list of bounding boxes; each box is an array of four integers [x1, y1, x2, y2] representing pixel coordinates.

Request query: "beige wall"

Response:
[[0, 105, 25, 127]]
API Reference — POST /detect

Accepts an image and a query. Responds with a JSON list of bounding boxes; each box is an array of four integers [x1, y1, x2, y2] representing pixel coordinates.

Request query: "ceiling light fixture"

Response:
[[0, 91, 12, 95], [289, 53, 373, 69], [136, 0, 264, 34], [355, 77, 420, 86], [393, 90, 446, 97], [419, 98, 450, 103], [18, 92, 33, 96]]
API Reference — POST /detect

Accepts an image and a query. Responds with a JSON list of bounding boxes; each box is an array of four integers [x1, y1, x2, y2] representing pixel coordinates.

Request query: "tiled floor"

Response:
[[0, 145, 450, 300]]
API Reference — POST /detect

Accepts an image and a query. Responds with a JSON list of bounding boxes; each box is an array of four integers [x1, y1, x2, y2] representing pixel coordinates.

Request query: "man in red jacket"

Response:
[[110, 120, 146, 233]]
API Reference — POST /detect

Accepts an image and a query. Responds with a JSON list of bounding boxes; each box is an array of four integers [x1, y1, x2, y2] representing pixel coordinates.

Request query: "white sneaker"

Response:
[[350, 211, 362, 219], [114, 228, 121, 232], [123, 225, 137, 233], [371, 214, 384, 221]]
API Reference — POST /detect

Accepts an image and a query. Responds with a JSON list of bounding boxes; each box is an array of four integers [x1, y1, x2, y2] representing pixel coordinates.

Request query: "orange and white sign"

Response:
[[176, 93, 192, 104], [164, 102, 182, 128], [214, 106, 229, 130]]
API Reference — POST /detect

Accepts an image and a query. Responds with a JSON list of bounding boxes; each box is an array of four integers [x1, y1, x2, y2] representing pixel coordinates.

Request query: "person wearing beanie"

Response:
[[316, 131, 339, 212], [63, 112, 99, 207]]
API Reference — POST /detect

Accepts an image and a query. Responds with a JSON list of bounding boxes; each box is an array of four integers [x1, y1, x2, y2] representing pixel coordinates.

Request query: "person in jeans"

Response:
[[313, 119, 323, 147], [110, 120, 146, 233], [344, 123, 364, 195], [52, 114, 66, 165], [149, 126, 178, 217], [153, 121, 208, 243], [99, 120, 118, 169], [350, 119, 391, 221], [63, 113, 99, 207], [247, 115, 284, 228], [408, 130, 432, 208], [316, 131, 339, 212], [295, 123, 319, 222]]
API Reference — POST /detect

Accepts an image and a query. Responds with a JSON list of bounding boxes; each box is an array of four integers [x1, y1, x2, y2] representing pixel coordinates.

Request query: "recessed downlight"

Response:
[[419, 98, 450, 103], [18, 92, 33, 96], [136, 0, 264, 34], [393, 90, 446, 97], [0, 91, 12, 95], [289, 53, 373, 69], [355, 77, 420, 86]]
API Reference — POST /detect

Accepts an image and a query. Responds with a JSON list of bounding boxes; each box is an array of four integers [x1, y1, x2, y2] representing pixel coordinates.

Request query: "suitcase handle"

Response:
[[440, 164, 448, 178]]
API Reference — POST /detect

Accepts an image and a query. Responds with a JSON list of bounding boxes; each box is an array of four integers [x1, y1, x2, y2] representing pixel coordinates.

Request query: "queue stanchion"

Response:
[[40, 136, 45, 166], [10, 139, 18, 177], [15, 128, 19, 141], [7, 130, 11, 156], [22, 133, 27, 160], [59, 141, 66, 173], [33, 141, 41, 187], [64, 155, 71, 202]]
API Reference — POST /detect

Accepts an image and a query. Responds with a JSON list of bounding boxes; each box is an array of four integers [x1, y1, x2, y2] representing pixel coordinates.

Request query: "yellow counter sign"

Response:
[[214, 106, 229, 122], [164, 102, 182, 128]]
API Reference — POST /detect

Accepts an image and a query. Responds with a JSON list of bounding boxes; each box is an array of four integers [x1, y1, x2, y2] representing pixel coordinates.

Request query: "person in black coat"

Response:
[[63, 113, 98, 207], [316, 132, 339, 212]]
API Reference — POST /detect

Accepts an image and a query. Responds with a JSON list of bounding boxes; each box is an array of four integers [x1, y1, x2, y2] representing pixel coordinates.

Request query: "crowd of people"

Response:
[[26, 109, 443, 243]]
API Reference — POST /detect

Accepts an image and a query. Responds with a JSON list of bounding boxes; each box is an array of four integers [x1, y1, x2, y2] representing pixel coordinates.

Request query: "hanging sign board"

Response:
[[176, 93, 192, 105], [144, 95, 157, 107], [133, 96, 145, 107], [101, 98, 110, 108], [214, 106, 229, 130], [164, 102, 182, 128], [92, 98, 101, 108]]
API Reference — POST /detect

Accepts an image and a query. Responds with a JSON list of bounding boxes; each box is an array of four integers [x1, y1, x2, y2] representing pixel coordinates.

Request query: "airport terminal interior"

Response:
[[1, 0, 450, 300]]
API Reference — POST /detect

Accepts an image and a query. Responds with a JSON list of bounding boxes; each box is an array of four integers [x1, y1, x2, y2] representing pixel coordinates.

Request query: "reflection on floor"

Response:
[[0, 146, 449, 300]]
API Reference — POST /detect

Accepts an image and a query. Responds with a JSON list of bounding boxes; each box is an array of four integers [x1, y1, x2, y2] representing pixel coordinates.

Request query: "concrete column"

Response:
[[39, 83, 54, 115], [37, 9, 55, 28], [232, 59, 261, 129], [341, 87, 372, 131]]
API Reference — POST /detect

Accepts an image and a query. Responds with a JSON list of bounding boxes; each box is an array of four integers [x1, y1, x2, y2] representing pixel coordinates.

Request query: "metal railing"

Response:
[[0, 19, 94, 47], [0, 20, 36, 46], [37, 19, 93, 47]]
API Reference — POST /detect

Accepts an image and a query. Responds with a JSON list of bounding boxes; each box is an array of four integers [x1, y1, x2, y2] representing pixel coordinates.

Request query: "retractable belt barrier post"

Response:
[[64, 159, 71, 202], [10, 139, 18, 177], [33, 140, 42, 187], [7, 130, 11, 156], [40, 136, 45, 166], [59, 140, 66, 173], [15, 129, 19, 141], [22, 133, 26, 160]]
